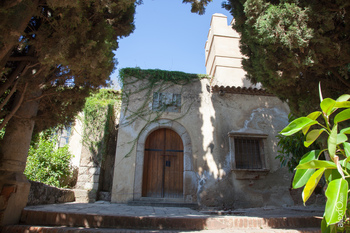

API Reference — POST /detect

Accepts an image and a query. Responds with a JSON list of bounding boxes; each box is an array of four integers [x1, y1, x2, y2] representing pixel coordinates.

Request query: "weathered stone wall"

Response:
[[111, 77, 293, 208], [27, 181, 75, 206], [73, 103, 119, 203], [197, 91, 292, 208]]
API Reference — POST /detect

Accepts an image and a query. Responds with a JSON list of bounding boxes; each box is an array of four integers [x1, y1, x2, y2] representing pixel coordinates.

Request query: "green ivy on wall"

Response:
[[82, 89, 121, 165], [118, 67, 209, 157], [119, 67, 209, 88]]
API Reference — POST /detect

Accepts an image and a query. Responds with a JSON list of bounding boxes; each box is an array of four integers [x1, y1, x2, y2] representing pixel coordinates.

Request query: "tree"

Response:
[[0, 0, 138, 225], [182, 0, 214, 15], [220, 0, 350, 116]]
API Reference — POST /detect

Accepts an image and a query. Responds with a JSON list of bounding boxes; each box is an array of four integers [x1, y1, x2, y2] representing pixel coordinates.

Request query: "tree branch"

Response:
[[7, 56, 38, 63], [0, 0, 39, 67], [0, 79, 18, 110], [0, 0, 23, 10], [331, 69, 350, 89], [25, 91, 56, 103], [0, 61, 27, 97], [0, 82, 28, 131]]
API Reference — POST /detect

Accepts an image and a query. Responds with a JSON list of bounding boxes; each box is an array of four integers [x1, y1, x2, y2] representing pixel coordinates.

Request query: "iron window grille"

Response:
[[228, 131, 270, 179]]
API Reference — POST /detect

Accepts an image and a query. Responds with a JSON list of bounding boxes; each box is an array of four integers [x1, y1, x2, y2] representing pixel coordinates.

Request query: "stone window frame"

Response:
[[228, 130, 270, 180], [152, 92, 181, 113]]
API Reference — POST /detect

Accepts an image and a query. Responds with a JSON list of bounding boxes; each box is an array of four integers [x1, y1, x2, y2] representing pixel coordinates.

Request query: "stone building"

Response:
[[110, 13, 293, 208]]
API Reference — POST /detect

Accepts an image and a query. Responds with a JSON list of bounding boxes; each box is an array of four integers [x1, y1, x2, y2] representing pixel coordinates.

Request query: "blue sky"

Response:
[[110, 0, 233, 87]]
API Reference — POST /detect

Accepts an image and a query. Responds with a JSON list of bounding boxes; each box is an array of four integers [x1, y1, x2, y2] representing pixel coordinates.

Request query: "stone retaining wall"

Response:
[[27, 180, 75, 206]]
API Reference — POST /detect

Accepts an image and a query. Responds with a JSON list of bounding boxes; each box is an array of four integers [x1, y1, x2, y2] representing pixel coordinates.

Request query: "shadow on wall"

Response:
[[75, 104, 118, 203], [196, 88, 294, 209]]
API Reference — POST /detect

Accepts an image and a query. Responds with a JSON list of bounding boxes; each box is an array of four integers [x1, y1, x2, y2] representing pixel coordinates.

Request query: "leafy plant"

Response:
[[276, 114, 316, 173], [281, 86, 350, 231], [24, 129, 73, 188]]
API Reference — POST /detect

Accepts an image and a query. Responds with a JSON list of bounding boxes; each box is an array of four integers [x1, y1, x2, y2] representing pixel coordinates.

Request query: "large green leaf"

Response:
[[340, 159, 350, 170], [293, 168, 316, 189], [325, 169, 342, 183], [334, 101, 350, 109], [293, 151, 320, 188], [328, 124, 338, 159], [337, 133, 348, 145], [325, 178, 348, 225], [321, 98, 336, 116], [300, 150, 320, 163], [302, 111, 322, 135], [304, 129, 326, 147], [307, 111, 322, 120], [336, 94, 350, 103], [302, 168, 325, 203], [321, 218, 329, 233], [296, 160, 337, 169], [343, 142, 350, 158], [321, 217, 337, 233], [340, 127, 350, 134], [334, 109, 350, 124], [321, 215, 339, 233], [280, 117, 318, 136]]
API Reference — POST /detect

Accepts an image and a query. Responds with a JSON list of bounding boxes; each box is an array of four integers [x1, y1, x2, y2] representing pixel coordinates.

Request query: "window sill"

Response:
[[232, 168, 270, 180]]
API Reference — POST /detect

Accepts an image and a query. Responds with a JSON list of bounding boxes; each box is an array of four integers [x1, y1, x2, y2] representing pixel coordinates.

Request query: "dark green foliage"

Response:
[[24, 129, 73, 188], [182, 0, 213, 15], [222, 0, 350, 116], [0, 0, 138, 133]]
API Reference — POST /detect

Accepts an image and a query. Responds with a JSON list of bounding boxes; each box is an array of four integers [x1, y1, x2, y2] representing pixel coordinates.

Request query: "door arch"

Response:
[[142, 128, 183, 198]]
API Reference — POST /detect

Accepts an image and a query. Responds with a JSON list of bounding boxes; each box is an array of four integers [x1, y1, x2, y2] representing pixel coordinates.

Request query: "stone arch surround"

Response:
[[133, 119, 198, 203]]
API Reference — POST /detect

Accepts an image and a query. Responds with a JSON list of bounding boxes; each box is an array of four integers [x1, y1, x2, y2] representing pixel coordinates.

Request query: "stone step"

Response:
[[128, 200, 198, 209], [19, 208, 322, 231], [0, 225, 322, 233]]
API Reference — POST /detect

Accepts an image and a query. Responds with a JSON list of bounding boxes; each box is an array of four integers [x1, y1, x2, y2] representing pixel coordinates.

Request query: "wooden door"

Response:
[[142, 128, 183, 198]]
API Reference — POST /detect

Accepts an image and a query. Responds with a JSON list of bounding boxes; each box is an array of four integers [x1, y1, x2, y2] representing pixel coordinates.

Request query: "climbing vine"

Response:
[[118, 67, 209, 157], [82, 89, 121, 165], [119, 67, 208, 88]]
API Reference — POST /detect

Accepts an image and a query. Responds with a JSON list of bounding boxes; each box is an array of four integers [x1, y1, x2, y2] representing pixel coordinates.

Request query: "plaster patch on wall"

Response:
[[196, 171, 210, 203], [242, 107, 288, 133], [223, 152, 231, 174]]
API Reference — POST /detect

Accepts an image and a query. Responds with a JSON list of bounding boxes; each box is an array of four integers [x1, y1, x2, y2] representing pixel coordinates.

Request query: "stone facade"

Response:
[[110, 14, 293, 208]]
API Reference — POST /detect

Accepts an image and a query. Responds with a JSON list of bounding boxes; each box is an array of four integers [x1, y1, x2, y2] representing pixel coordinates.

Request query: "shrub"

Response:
[[24, 130, 73, 188]]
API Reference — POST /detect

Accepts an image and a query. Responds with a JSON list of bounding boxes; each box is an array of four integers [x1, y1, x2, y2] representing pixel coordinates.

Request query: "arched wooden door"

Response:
[[142, 128, 184, 198]]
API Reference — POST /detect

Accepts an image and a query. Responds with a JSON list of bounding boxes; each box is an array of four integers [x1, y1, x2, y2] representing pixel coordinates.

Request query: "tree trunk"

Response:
[[0, 89, 41, 225]]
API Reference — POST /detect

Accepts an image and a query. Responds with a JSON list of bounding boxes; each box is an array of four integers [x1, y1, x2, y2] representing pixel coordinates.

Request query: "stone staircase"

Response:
[[0, 203, 323, 233]]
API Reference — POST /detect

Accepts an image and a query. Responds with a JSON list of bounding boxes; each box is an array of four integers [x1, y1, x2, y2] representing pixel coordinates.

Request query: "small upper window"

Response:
[[152, 92, 181, 113]]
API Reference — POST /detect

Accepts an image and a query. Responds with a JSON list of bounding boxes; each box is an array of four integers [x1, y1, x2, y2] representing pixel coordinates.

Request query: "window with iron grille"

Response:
[[234, 137, 263, 169], [228, 131, 268, 171]]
